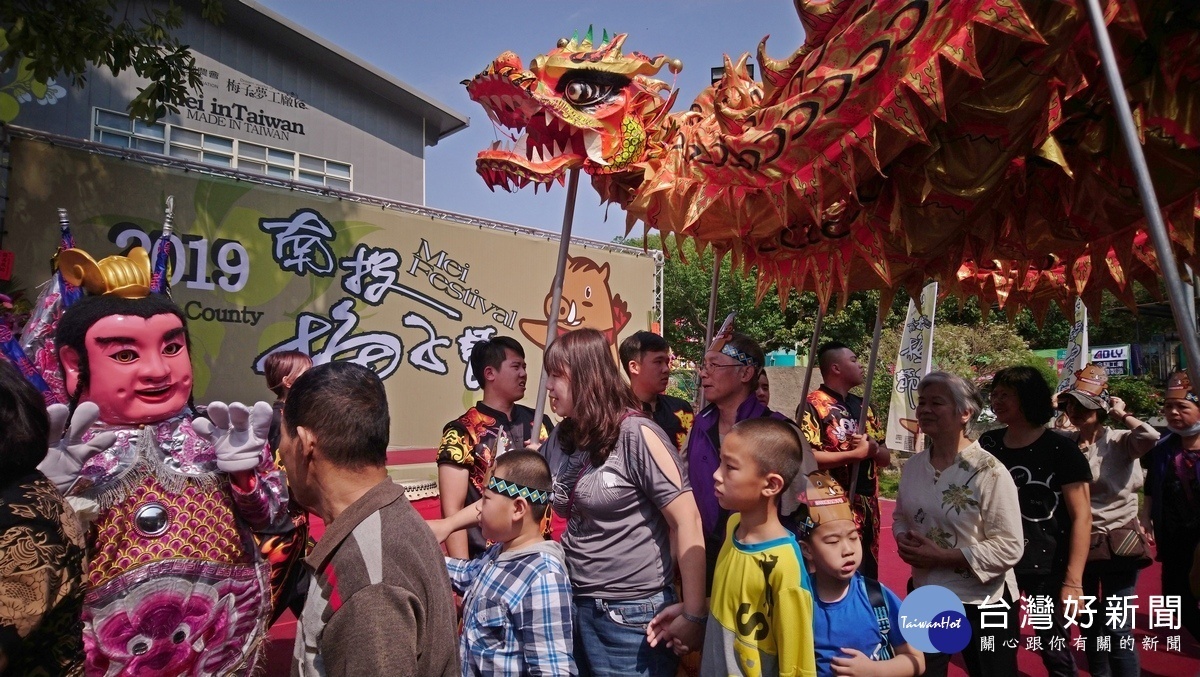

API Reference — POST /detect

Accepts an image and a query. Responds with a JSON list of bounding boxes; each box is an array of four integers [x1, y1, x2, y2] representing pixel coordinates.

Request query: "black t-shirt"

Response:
[[643, 394, 694, 452], [979, 428, 1092, 575]]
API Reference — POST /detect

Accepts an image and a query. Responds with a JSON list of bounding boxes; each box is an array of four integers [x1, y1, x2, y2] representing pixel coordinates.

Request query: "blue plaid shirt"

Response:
[[446, 541, 576, 677]]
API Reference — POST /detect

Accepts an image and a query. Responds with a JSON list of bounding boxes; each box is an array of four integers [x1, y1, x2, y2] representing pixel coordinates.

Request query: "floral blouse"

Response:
[[893, 441, 1023, 604]]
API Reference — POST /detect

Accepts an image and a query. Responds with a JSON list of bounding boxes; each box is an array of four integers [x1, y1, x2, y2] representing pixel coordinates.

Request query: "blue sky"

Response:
[[256, 0, 805, 242]]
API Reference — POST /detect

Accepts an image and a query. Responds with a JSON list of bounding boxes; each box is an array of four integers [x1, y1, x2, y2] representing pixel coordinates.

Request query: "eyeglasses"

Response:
[[699, 360, 745, 373]]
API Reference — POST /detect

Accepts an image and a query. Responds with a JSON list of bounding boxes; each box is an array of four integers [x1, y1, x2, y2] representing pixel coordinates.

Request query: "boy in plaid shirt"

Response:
[[438, 450, 576, 676]]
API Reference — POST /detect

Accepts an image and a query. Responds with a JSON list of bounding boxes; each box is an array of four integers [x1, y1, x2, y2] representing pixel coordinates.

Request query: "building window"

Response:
[[92, 108, 352, 190]]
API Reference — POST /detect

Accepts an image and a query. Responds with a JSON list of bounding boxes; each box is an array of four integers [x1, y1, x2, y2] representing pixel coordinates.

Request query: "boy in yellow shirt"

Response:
[[650, 417, 816, 677]]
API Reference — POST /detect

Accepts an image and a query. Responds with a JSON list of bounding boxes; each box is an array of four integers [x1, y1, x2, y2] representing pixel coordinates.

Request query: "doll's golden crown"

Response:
[[57, 247, 152, 299]]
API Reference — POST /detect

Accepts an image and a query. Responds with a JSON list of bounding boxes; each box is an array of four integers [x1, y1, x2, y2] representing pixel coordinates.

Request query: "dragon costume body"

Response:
[[465, 0, 1200, 312]]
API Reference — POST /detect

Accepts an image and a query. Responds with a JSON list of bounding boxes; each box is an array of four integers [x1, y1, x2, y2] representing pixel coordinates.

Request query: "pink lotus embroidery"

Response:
[[84, 575, 262, 676]]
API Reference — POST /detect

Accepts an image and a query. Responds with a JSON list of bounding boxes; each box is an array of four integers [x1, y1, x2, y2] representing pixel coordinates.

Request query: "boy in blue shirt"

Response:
[[798, 472, 924, 677]]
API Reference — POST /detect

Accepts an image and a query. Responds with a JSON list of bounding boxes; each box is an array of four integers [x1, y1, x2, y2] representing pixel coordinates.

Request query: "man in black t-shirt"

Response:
[[619, 331, 694, 452]]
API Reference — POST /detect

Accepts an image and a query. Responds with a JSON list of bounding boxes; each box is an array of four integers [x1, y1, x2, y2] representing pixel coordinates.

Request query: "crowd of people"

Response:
[[4, 258, 1200, 677]]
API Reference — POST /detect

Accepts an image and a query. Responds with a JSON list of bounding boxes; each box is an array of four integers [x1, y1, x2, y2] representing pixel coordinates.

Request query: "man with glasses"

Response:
[[686, 328, 790, 587]]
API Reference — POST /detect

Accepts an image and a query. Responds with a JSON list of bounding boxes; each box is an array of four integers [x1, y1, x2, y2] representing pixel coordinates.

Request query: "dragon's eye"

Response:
[[564, 81, 612, 107], [557, 72, 629, 108]]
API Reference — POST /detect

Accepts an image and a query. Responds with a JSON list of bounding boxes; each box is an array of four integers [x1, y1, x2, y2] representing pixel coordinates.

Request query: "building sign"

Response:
[[1091, 345, 1132, 376], [6, 137, 656, 448], [173, 53, 315, 142]]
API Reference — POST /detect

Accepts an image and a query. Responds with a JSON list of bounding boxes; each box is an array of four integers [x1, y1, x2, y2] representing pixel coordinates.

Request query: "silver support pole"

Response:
[[698, 251, 723, 409], [532, 168, 581, 430], [798, 305, 826, 420], [849, 300, 887, 503], [1084, 0, 1200, 384]]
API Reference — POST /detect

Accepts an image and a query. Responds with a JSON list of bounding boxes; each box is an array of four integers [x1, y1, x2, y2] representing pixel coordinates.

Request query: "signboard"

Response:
[[1090, 344, 1132, 376], [6, 137, 656, 448]]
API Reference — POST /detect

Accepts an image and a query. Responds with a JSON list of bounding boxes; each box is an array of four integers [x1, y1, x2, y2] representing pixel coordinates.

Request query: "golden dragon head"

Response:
[[464, 27, 680, 191]]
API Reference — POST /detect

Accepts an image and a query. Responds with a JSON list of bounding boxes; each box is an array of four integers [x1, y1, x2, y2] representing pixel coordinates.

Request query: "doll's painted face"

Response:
[[65, 313, 193, 424]]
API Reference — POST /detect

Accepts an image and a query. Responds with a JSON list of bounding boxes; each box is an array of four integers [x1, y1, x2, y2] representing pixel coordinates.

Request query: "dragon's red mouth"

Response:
[[474, 110, 607, 192]]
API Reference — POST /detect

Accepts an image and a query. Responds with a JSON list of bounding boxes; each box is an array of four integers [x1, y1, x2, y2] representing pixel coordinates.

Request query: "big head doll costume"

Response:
[[38, 245, 292, 676]]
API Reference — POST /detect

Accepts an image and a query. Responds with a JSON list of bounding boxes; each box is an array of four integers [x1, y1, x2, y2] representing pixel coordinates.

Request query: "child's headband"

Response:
[[486, 475, 551, 505]]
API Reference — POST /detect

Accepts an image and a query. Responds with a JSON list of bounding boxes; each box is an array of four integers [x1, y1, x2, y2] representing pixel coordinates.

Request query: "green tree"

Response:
[[618, 234, 901, 363], [869, 322, 1048, 425], [0, 0, 224, 121]]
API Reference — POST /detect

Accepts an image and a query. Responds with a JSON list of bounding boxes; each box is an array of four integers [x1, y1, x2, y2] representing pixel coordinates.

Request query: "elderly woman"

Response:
[[894, 371, 1023, 677], [1146, 371, 1200, 642], [1059, 366, 1158, 677], [979, 365, 1091, 677]]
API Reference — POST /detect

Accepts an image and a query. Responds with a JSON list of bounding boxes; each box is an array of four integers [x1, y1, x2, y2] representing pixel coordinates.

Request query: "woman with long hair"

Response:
[[544, 328, 706, 676], [263, 350, 313, 452], [978, 366, 1092, 677], [1059, 366, 1158, 677], [894, 371, 1023, 676]]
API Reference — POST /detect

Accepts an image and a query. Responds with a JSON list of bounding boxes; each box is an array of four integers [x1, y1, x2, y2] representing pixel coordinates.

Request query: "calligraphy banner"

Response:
[[1055, 298, 1089, 395], [886, 281, 937, 454], [5, 137, 656, 449]]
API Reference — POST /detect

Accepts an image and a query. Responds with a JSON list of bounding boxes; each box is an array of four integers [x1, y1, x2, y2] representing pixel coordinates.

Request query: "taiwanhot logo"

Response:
[[898, 585, 972, 654]]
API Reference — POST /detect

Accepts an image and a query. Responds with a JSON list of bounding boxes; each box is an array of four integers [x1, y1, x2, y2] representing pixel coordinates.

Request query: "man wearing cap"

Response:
[[687, 330, 790, 587], [1147, 371, 1200, 642], [1060, 364, 1159, 677], [799, 341, 891, 578]]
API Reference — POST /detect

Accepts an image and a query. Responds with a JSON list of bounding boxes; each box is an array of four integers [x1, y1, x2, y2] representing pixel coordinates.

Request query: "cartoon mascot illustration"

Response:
[[519, 255, 631, 355]]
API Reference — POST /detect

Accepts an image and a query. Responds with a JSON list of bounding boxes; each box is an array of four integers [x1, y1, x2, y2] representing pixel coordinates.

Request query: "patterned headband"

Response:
[[486, 475, 551, 504], [720, 343, 759, 367]]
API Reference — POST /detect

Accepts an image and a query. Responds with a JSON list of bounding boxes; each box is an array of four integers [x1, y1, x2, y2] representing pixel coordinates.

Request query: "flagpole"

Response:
[[1083, 0, 1200, 385], [532, 168, 580, 431], [698, 251, 723, 409], [798, 305, 826, 420], [849, 298, 887, 503]]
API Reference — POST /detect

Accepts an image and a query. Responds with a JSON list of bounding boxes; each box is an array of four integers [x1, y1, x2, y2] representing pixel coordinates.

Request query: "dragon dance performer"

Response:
[[36, 245, 292, 675]]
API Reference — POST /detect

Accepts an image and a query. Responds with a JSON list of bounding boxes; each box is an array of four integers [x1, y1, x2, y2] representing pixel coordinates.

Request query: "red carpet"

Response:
[[262, 494, 1200, 675]]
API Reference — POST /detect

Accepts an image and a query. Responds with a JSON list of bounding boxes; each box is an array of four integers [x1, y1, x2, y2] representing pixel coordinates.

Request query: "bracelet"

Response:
[[1063, 584, 1083, 590], [681, 611, 708, 625]]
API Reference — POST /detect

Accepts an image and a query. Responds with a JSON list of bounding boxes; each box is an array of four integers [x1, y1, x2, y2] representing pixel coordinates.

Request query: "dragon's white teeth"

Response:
[[545, 110, 555, 126], [583, 130, 608, 165]]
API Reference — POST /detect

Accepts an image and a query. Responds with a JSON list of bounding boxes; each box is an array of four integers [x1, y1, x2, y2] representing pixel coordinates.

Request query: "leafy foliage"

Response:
[[0, 0, 224, 121], [869, 322, 1047, 418], [1107, 375, 1163, 420]]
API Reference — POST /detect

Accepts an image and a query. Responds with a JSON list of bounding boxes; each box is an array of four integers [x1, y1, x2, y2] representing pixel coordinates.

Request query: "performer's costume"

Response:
[[37, 244, 292, 676]]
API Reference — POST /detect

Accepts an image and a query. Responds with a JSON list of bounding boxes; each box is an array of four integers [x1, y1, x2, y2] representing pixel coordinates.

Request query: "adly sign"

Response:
[[1090, 345, 1131, 376]]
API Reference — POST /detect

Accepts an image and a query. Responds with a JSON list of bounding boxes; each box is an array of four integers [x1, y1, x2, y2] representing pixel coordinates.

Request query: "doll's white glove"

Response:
[[38, 402, 116, 493], [193, 401, 272, 473]]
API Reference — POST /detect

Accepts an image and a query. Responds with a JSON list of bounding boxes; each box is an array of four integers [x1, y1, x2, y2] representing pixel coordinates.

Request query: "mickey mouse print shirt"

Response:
[[978, 429, 1091, 575]]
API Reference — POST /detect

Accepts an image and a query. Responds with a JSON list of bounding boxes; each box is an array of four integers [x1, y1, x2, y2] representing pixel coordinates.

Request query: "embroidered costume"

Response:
[[75, 414, 289, 675], [31, 242, 292, 676], [801, 385, 884, 577], [439, 402, 551, 555]]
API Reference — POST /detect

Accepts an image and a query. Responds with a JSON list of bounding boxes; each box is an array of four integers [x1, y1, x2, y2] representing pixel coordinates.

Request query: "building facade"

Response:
[[2, 0, 468, 201]]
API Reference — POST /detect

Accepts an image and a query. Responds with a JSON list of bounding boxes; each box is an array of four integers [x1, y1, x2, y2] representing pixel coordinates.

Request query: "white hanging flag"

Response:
[[886, 282, 937, 454], [1056, 297, 1089, 395]]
